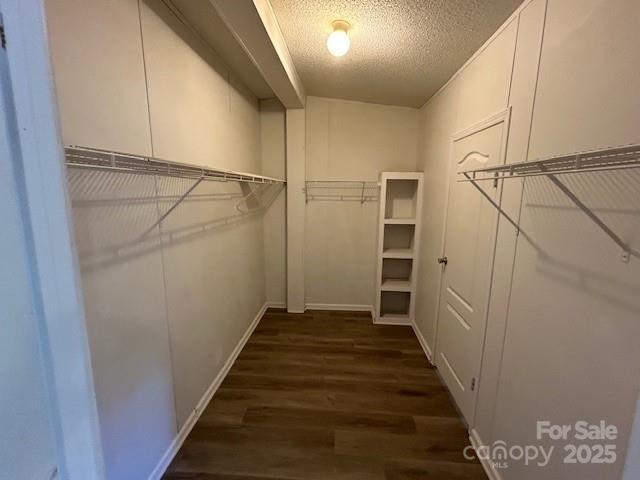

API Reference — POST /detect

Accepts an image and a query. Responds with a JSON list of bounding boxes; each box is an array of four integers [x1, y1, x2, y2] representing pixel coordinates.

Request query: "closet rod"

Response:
[[65, 146, 286, 184]]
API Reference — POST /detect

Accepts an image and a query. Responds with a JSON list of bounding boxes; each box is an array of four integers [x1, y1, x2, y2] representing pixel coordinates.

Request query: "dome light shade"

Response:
[[327, 21, 350, 57]]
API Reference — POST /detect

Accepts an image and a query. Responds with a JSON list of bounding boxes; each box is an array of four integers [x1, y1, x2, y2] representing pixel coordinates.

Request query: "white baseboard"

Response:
[[147, 301, 268, 480], [265, 301, 286, 309], [305, 303, 374, 316], [469, 428, 503, 480], [373, 316, 411, 326], [411, 321, 433, 364]]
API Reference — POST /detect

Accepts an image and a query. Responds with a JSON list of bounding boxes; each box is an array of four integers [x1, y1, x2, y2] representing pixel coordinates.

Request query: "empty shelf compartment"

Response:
[[381, 258, 413, 291], [383, 224, 415, 254], [380, 291, 411, 317], [384, 179, 418, 220]]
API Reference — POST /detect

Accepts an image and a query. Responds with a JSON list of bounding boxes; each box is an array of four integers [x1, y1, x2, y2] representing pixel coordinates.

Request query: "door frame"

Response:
[[432, 108, 512, 426], [0, 1, 105, 478]]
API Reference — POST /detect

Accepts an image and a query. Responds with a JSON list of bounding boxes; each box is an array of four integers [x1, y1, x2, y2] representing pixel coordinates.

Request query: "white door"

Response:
[[435, 116, 507, 424]]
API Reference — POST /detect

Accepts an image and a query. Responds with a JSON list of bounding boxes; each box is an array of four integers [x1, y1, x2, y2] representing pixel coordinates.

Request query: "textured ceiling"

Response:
[[269, 0, 524, 107]]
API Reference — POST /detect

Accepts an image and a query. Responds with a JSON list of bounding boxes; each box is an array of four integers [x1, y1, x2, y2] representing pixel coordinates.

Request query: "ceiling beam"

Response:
[[209, 0, 305, 108]]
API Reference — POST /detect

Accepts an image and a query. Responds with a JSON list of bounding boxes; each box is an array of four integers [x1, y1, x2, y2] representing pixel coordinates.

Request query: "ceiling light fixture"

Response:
[[327, 20, 351, 57]]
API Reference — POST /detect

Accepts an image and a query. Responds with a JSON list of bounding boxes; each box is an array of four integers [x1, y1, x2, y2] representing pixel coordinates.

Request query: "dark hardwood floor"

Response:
[[163, 309, 487, 480]]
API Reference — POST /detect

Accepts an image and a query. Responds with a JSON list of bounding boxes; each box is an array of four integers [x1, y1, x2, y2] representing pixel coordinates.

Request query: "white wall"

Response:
[[46, 0, 152, 156], [286, 107, 307, 312], [46, 0, 274, 478], [415, 0, 640, 478], [260, 98, 287, 306], [304, 96, 419, 308]]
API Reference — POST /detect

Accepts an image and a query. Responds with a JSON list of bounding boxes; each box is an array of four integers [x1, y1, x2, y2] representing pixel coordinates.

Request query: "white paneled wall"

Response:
[[67, 170, 177, 480], [414, 0, 640, 478], [45, 0, 277, 478], [46, 0, 152, 156], [453, 19, 517, 132], [528, 0, 640, 158], [472, 0, 547, 446], [141, 0, 261, 172], [304, 96, 419, 308]]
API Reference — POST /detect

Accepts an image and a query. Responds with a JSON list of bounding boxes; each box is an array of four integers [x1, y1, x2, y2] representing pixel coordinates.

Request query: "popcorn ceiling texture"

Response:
[[269, 0, 523, 107]]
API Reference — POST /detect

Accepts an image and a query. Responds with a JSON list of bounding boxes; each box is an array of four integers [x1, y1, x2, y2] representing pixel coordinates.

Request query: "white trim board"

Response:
[[265, 301, 286, 309], [469, 428, 503, 480], [373, 317, 412, 326], [411, 321, 434, 364], [147, 301, 269, 480], [305, 303, 374, 314], [1, 0, 106, 477]]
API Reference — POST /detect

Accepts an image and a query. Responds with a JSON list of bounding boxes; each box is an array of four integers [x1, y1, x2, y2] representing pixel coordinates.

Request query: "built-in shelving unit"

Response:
[[375, 172, 423, 324]]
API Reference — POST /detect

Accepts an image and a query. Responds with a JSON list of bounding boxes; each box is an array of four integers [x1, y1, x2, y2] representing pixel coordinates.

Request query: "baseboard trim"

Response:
[[265, 301, 286, 309], [373, 317, 412, 326], [411, 321, 433, 364], [147, 301, 268, 480], [469, 428, 503, 480], [305, 303, 374, 315]]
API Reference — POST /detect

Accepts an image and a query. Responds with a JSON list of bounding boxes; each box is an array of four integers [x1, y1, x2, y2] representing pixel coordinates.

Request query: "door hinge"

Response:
[[471, 377, 476, 391], [0, 24, 5, 50]]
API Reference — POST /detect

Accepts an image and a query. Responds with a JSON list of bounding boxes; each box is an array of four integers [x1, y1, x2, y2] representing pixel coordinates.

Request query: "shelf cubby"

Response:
[[381, 258, 413, 292], [380, 291, 411, 319], [384, 179, 419, 220], [383, 222, 415, 247]]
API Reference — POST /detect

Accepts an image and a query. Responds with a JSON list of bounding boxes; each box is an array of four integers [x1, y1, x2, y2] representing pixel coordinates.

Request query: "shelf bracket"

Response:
[[235, 184, 264, 214], [545, 173, 634, 263], [463, 173, 543, 257], [140, 176, 204, 238], [464, 173, 521, 234]]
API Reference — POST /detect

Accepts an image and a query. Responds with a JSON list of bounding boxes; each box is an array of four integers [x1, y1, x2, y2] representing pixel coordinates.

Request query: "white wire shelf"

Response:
[[65, 146, 286, 184], [65, 145, 284, 239], [457, 143, 640, 263], [304, 180, 379, 203], [458, 143, 640, 182]]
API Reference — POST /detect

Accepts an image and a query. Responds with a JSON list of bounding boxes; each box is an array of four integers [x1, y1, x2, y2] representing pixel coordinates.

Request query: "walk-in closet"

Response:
[[1, 0, 639, 479]]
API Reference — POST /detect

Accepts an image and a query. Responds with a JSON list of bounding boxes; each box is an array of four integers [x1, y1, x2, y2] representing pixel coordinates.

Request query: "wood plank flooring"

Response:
[[163, 309, 487, 480]]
